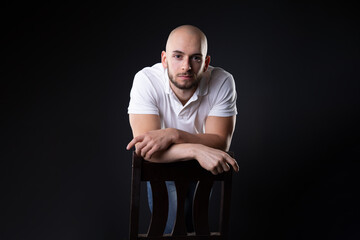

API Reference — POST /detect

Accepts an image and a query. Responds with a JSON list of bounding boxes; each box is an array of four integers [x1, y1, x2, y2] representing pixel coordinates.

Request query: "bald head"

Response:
[[165, 25, 208, 57]]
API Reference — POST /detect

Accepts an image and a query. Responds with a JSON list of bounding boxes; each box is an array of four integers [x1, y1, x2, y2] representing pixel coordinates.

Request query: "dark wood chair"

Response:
[[129, 151, 234, 239]]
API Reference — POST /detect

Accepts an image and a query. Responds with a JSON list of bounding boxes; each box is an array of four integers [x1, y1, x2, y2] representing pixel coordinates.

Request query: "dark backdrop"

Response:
[[1, 1, 359, 240]]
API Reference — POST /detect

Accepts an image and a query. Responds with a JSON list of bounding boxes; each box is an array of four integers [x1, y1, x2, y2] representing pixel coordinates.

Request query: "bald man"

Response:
[[127, 25, 238, 233]]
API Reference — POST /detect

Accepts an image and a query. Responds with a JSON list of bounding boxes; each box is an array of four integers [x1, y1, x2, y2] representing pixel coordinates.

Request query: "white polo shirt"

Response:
[[128, 63, 237, 134]]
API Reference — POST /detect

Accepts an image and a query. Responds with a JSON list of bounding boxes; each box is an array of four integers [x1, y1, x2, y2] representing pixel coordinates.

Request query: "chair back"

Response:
[[129, 152, 233, 239]]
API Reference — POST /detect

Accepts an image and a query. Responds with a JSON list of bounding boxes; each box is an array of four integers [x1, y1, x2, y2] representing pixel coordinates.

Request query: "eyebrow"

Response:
[[172, 50, 203, 56]]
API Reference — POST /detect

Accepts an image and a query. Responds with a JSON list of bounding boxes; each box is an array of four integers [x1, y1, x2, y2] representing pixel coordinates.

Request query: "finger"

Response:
[[135, 147, 142, 157], [233, 159, 239, 172], [134, 142, 146, 157], [220, 161, 230, 172], [126, 138, 138, 150], [126, 135, 144, 150], [217, 165, 224, 174], [145, 145, 159, 160], [226, 157, 239, 172], [136, 140, 148, 153], [211, 169, 218, 175], [141, 144, 153, 158]]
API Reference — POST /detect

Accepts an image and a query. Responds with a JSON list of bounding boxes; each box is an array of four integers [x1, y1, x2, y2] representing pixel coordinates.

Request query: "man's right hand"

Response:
[[126, 128, 178, 159]]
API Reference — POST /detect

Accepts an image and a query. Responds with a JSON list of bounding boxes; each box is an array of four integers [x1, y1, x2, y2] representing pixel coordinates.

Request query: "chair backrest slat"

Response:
[[193, 179, 213, 235], [129, 154, 142, 240], [219, 178, 232, 236], [172, 180, 190, 235], [147, 181, 168, 236]]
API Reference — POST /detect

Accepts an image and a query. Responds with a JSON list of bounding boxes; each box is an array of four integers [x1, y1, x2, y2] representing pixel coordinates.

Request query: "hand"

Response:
[[192, 144, 239, 175], [126, 128, 177, 159]]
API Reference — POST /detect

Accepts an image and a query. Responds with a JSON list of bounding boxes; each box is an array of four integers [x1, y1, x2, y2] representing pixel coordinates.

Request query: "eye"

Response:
[[173, 55, 182, 59], [192, 56, 202, 62]]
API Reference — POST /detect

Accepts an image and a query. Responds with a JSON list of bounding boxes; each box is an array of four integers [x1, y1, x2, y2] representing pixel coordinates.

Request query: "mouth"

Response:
[[177, 73, 194, 79]]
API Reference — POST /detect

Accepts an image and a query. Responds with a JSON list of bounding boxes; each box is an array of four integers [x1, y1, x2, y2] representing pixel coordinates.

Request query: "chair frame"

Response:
[[129, 151, 233, 239]]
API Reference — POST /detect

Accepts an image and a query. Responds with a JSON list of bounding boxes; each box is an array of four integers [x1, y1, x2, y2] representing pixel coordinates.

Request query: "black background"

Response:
[[1, 1, 359, 239]]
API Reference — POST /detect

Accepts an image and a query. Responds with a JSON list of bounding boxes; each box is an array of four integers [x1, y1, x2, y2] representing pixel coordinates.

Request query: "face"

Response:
[[166, 51, 205, 90], [161, 32, 210, 91]]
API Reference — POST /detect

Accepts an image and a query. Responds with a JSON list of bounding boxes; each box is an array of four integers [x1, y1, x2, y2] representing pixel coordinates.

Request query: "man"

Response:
[[126, 25, 239, 233]]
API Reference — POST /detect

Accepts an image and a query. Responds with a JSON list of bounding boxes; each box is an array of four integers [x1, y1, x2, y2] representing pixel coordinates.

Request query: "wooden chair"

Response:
[[129, 151, 234, 239]]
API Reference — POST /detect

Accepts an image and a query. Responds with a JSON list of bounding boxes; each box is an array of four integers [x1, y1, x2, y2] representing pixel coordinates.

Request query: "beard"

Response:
[[167, 65, 201, 90]]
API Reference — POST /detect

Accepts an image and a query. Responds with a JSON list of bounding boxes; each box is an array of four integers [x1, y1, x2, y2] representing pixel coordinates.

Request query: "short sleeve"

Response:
[[128, 71, 159, 115], [208, 74, 237, 117]]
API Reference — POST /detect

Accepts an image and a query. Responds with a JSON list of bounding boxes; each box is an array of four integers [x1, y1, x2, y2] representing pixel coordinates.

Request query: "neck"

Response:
[[169, 82, 197, 105]]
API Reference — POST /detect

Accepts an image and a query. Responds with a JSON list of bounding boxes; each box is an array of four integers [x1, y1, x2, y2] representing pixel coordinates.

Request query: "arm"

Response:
[[170, 115, 235, 151], [126, 114, 238, 174], [127, 114, 235, 157], [145, 143, 238, 175]]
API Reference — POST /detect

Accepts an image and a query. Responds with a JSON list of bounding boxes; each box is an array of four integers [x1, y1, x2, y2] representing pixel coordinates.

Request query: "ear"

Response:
[[161, 51, 168, 68], [203, 55, 211, 72]]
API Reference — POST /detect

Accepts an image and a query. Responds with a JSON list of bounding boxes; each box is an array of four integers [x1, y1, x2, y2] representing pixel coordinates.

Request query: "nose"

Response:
[[181, 59, 192, 71]]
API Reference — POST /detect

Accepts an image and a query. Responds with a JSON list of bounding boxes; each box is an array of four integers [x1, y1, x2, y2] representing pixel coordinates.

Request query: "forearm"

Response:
[[170, 128, 230, 151], [145, 142, 239, 175], [146, 143, 197, 163]]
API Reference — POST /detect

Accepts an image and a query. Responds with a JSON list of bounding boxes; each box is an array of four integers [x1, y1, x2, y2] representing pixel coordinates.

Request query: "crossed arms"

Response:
[[126, 114, 239, 175]]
